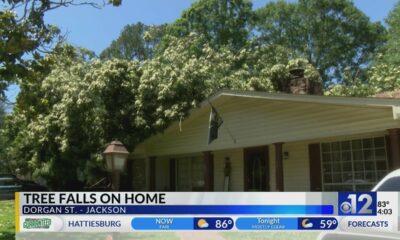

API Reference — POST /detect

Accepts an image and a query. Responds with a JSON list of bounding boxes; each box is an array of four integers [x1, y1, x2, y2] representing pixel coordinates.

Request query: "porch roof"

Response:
[[207, 90, 400, 108], [133, 90, 400, 157]]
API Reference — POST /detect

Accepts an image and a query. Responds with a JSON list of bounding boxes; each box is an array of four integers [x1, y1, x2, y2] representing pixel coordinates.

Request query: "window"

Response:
[[321, 137, 388, 191], [176, 156, 204, 191]]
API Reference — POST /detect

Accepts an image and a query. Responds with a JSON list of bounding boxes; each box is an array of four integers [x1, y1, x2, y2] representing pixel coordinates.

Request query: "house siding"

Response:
[[138, 98, 399, 157], [213, 149, 244, 191], [267, 142, 311, 191], [282, 142, 311, 191], [280, 132, 389, 191], [147, 131, 390, 192]]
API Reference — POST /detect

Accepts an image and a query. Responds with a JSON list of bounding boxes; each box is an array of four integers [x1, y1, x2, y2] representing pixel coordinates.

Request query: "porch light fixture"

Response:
[[224, 157, 232, 176], [283, 151, 289, 160], [103, 140, 130, 190]]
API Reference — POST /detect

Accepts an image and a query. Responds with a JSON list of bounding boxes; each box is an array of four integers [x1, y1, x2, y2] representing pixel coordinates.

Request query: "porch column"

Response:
[[203, 151, 214, 191], [388, 129, 400, 169], [149, 156, 156, 191], [274, 143, 284, 191]]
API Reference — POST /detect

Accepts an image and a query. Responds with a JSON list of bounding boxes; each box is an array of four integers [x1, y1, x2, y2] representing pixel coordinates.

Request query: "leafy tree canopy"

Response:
[[4, 36, 321, 188], [0, 0, 121, 101], [327, 1, 400, 97], [166, 0, 253, 51], [0, 102, 7, 172], [254, 0, 386, 85], [3, 44, 141, 189], [366, 1, 400, 95], [100, 22, 166, 61], [137, 33, 321, 129], [380, 1, 400, 66]]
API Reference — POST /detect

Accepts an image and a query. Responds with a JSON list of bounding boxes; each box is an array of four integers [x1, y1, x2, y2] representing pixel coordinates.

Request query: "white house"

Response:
[[130, 90, 400, 192]]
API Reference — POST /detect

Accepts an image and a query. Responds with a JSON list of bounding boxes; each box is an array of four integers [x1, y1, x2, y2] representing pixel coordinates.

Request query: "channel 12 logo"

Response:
[[338, 192, 377, 216]]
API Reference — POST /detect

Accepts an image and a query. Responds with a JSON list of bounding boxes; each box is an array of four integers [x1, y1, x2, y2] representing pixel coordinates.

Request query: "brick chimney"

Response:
[[289, 68, 322, 95]]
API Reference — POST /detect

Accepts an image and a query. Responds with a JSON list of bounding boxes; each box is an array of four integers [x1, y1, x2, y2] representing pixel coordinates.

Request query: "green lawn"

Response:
[[0, 200, 15, 240], [17, 233, 179, 240]]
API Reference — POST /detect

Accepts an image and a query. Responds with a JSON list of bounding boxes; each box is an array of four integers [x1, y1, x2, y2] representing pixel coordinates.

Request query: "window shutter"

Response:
[[149, 157, 156, 191], [385, 135, 393, 170], [308, 143, 322, 191], [169, 158, 176, 191], [203, 152, 214, 191]]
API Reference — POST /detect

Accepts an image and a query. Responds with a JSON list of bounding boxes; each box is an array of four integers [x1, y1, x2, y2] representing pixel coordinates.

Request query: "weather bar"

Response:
[[131, 217, 338, 230]]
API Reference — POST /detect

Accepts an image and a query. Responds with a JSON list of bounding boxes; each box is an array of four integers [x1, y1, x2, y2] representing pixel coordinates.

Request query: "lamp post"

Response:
[[103, 140, 130, 191]]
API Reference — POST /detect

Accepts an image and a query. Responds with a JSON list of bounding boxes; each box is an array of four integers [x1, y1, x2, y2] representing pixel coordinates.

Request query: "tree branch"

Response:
[[12, 0, 107, 22]]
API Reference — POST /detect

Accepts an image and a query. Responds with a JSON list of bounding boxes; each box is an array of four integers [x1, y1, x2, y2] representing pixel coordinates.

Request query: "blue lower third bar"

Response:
[[22, 205, 334, 215]]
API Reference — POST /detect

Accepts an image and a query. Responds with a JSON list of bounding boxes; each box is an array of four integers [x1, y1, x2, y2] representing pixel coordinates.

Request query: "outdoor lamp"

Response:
[[102, 140, 130, 190]]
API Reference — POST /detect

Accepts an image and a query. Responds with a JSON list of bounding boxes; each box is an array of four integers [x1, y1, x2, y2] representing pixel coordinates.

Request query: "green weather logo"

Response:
[[23, 218, 52, 229]]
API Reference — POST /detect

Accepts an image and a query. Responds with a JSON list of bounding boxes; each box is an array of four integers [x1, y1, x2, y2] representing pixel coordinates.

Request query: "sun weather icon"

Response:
[[197, 219, 209, 229], [301, 219, 313, 229]]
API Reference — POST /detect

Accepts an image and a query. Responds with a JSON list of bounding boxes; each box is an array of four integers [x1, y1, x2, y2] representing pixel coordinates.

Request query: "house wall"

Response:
[[139, 97, 400, 157], [213, 148, 244, 191], [155, 157, 170, 191], [150, 131, 389, 192], [281, 131, 389, 191], [281, 142, 311, 191]]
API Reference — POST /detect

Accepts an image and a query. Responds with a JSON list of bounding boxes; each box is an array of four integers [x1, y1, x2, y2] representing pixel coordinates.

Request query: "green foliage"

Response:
[[4, 44, 142, 189], [137, 34, 321, 130], [381, 1, 400, 65], [5, 36, 322, 188], [331, 1, 400, 97], [166, 0, 253, 51], [0, 4, 57, 100], [0, 0, 121, 100], [254, 0, 386, 84], [358, 1, 400, 97], [0, 102, 4, 128], [369, 56, 400, 93], [0, 102, 7, 172], [100, 22, 166, 61], [325, 81, 378, 97]]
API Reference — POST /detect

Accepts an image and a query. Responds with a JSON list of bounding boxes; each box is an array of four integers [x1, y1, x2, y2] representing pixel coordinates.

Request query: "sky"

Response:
[[4, 0, 399, 104]]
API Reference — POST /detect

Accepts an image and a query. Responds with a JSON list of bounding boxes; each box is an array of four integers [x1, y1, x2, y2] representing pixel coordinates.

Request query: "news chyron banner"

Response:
[[15, 192, 399, 239]]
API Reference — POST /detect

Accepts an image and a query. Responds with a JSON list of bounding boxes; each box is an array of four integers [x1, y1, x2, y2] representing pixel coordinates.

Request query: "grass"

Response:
[[17, 232, 317, 240], [17, 233, 179, 240], [0, 200, 15, 240]]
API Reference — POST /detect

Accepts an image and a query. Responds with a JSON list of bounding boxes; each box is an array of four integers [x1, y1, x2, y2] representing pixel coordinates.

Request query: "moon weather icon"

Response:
[[301, 219, 313, 229]]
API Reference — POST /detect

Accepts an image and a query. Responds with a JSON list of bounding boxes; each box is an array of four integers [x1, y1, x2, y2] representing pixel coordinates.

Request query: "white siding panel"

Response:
[[268, 132, 388, 191], [213, 149, 244, 191], [142, 98, 399, 156], [282, 142, 310, 191], [150, 131, 389, 192]]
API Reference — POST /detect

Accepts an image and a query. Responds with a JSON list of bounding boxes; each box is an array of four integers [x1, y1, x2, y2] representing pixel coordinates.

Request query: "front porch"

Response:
[[130, 91, 400, 192], [131, 130, 400, 192]]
